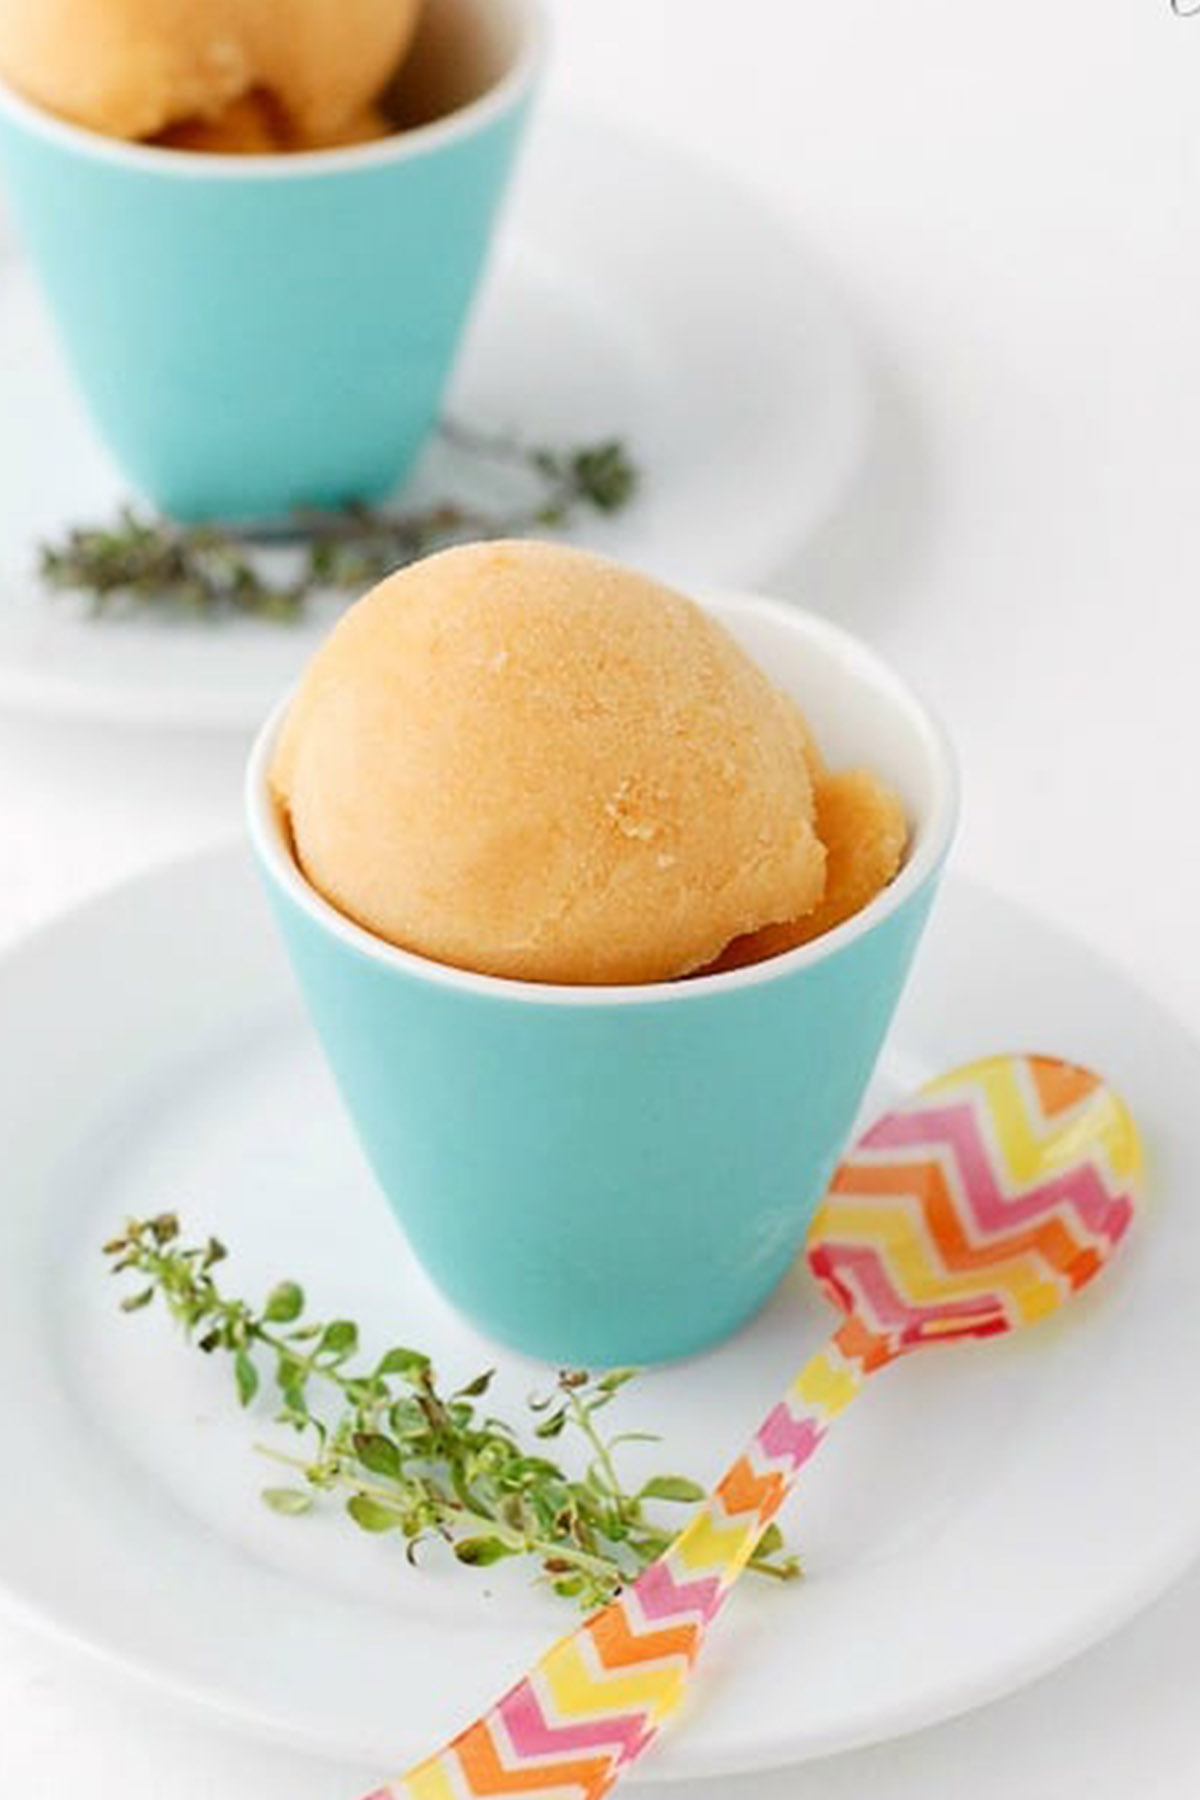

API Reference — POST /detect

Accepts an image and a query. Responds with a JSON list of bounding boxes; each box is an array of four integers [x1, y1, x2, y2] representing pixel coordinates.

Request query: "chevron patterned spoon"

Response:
[[369, 1052, 1143, 1800]]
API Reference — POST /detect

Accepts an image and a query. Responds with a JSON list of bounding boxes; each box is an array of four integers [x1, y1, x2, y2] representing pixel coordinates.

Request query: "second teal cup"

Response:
[[0, 0, 542, 520], [247, 596, 957, 1367]]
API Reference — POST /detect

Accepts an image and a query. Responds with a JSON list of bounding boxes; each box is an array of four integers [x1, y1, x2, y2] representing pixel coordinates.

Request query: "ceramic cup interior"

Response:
[[247, 592, 958, 1363], [389, 0, 542, 138]]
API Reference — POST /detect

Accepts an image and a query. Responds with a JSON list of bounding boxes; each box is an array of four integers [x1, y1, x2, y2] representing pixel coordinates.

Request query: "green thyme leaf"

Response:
[[638, 1475, 706, 1504], [235, 1350, 259, 1407], [347, 1494, 405, 1534], [353, 1433, 402, 1480], [264, 1281, 304, 1323], [454, 1369, 496, 1400], [376, 1347, 430, 1380], [454, 1537, 517, 1567], [596, 1369, 638, 1394], [262, 1487, 315, 1516], [319, 1320, 358, 1358]]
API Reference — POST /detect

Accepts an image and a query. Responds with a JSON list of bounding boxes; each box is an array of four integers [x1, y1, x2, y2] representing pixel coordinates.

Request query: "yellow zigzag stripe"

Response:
[[789, 1352, 861, 1416], [401, 1763, 460, 1800], [670, 1510, 759, 1575], [824, 1204, 1062, 1320], [923, 1059, 1140, 1185], [541, 1635, 686, 1721]]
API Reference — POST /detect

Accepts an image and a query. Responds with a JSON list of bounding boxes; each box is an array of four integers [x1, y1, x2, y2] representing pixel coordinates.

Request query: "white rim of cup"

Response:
[[0, 0, 547, 179], [246, 592, 960, 1008]]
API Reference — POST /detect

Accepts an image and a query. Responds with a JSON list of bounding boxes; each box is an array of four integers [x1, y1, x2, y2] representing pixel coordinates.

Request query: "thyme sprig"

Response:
[[40, 427, 638, 623], [104, 1215, 798, 1609]]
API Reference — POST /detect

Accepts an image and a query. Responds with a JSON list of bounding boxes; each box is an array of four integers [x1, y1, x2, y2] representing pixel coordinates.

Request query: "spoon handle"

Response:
[[371, 1315, 885, 1800]]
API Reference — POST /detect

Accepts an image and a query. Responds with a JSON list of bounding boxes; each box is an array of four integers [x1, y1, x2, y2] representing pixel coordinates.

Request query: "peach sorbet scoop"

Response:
[[269, 542, 906, 985], [0, 0, 421, 143]]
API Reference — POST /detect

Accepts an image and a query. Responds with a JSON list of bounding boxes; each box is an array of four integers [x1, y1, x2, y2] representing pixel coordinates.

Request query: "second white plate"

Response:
[[0, 108, 864, 730], [0, 848, 1198, 1782]]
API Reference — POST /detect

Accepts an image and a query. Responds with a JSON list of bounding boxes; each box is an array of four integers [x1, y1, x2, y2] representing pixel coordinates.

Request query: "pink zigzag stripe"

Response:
[[633, 1559, 722, 1624], [498, 1683, 649, 1764], [818, 1243, 1010, 1331], [862, 1104, 1124, 1237], [1103, 1194, 1135, 1240], [756, 1403, 822, 1468]]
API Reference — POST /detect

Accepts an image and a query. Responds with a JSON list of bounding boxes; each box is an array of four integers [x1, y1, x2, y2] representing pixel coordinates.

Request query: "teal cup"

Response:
[[0, 0, 542, 520], [247, 596, 957, 1366]]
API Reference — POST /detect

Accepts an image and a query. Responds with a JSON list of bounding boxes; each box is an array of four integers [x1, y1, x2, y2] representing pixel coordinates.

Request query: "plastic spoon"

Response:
[[370, 1052, 1143, 1800]]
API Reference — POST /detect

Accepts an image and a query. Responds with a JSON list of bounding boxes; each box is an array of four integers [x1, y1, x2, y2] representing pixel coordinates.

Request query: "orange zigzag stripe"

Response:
[[715, 1455, 787, 1522], [1029, 1058, 1099, 1118], [834, 1312, 894, 1370], [588, 1605, 699, 1671], [833, 1159, 1097, 1278], [456, 1721, 609, 1795]]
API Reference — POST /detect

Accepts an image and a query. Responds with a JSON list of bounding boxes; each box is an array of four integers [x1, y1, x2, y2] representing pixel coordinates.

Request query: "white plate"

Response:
[[0, 108, 863, 731], [1, 846, 1198, 1782]]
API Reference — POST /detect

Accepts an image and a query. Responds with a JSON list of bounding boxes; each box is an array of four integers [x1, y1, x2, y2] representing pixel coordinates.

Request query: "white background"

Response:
[[2, 0, 1199, 1794]]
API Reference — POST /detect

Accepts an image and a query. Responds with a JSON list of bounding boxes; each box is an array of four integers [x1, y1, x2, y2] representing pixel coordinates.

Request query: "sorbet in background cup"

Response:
[[0, 0, 544, 519], [247, 591, 957, 1367]]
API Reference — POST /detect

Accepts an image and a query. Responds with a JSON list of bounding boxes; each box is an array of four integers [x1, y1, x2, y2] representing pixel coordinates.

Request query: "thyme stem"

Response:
[[104, 1214, 800, 1609], [42, 427, 639, 623]]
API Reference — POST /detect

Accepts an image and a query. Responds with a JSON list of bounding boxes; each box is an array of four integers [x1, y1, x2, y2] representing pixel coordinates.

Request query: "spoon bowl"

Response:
[[809, 1053, 1142, 1357]]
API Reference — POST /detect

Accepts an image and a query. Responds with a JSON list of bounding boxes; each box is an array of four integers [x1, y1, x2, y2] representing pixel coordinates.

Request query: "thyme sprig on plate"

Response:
[[104, 1215, 798, 1610], [41, 426, 638, 623]]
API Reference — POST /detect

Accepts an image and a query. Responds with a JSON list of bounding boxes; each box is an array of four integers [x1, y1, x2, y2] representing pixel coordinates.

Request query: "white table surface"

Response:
[[2, 0, 1199, 1793]]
